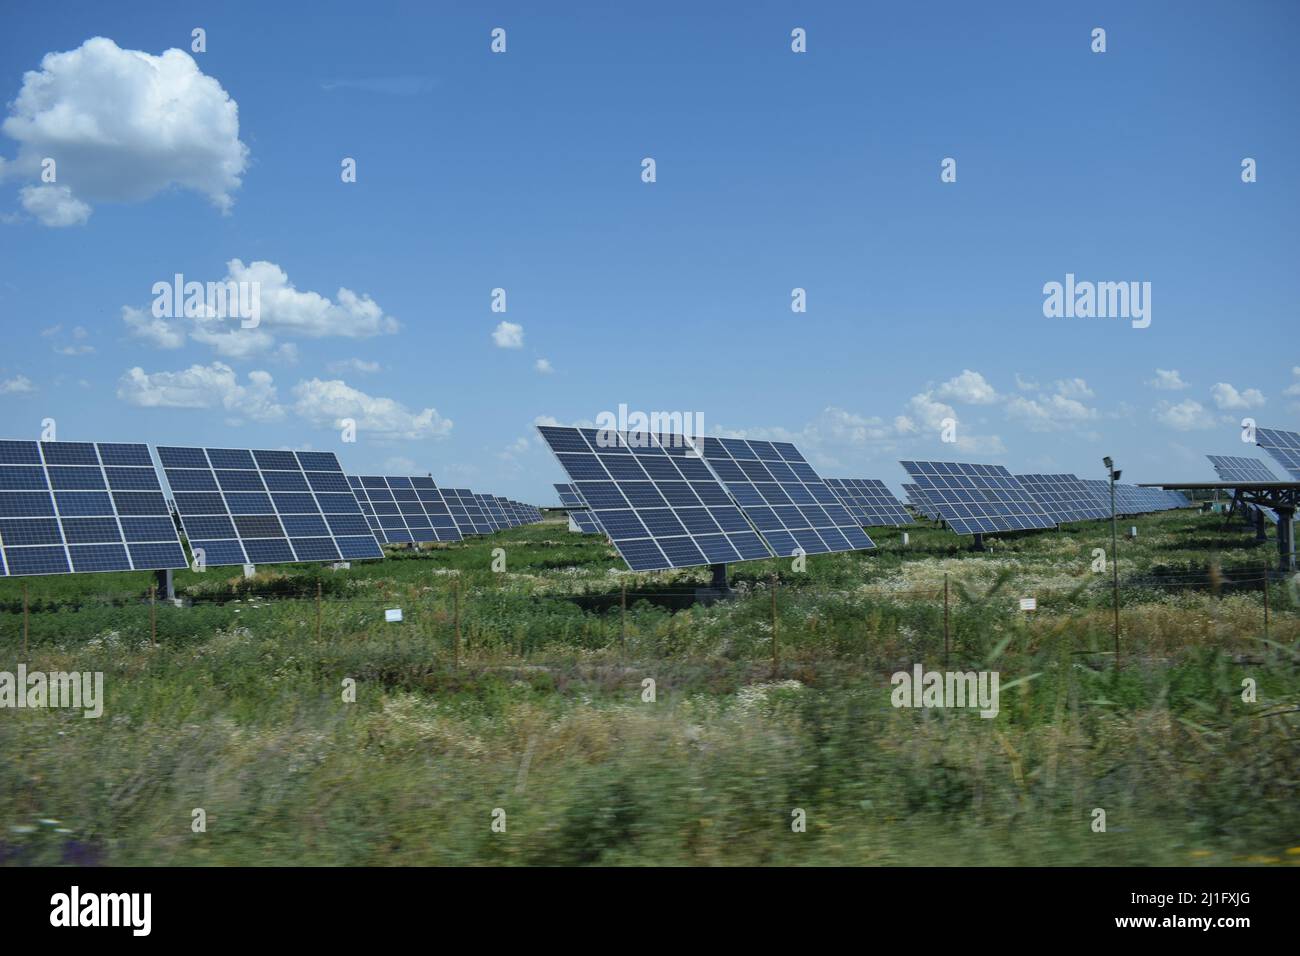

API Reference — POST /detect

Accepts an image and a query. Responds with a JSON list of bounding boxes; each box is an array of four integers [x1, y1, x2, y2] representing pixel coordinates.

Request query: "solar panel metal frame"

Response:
[[826, 477, 914, 527], [0, 440, 187, 576], [1015, 473, 1111, 524], [157, 446, 382, 566], [347, 475, 462, 544], [899, 461, 1056, 535], [538, 426, 777, 571]]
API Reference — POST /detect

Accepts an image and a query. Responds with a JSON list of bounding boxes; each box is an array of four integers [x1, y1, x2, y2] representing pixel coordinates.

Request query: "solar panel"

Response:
[[1015, 474, 1111, 524], [555, 483, 585, 508], [538, 426, 775, 570], [442, 489, 493, 535], [0, 440, 187, 576], [826, 478, 914, 527], [157, 446, 383, 566], [899, 461, 1055, 535], [347, 476, 462, 544], [1254, 427, 1300, 481], [698, 437, 875, 557], [1208, 455, 1282, 483]]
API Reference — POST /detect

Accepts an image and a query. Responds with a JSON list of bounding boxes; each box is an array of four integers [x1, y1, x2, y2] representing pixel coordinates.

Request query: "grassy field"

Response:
[[1, 509, 1298, 866]]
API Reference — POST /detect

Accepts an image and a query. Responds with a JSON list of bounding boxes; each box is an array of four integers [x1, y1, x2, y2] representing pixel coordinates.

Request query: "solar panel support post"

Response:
[[1278, 510, 1296, 573], [971, 533, 986, 552], [1255, 509, 1267, 543], [710, 563, 728, 590], [770, 573, 779, 678], [154, 568, 175, 602], [1262, 564, 1270, 641], [149, 585, 157, 647]]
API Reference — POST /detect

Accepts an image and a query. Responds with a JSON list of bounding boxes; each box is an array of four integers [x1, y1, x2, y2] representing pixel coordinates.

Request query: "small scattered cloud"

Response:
[[116, 362, 282, 422], [327, 358, 382, 374], [1153, 398, 1212, 431], [1211, 382, 1265, 410], [492, 321, 523, 349], [934, 369, 999, 405], [291, 378, 452, 441], [534, 358, 553, 374], [1147, 369, 1188, 391], [1, 374, 35, 394]]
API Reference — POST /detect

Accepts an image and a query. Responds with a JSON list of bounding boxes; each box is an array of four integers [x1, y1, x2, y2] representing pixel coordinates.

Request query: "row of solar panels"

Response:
[[540, 426, 1202, 572], [0, 440, 540, 577], [1206, 450, 1298, 526]]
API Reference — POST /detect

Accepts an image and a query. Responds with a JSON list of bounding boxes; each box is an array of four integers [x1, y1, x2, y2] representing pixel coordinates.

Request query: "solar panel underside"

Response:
[[1255, 427, 1300, 481], [158, 446, 382, 566], [1015, 474, 1111, 524], [0, 440, 188, 576], [826, 478, 914, 527], [900, 461, 1055, 535], [538, 426, 774, 571], [698, 437, 875, 557], [348, 476, 462, 543]]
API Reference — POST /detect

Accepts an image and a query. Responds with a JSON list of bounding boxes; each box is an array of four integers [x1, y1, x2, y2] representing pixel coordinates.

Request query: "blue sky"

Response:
[[1, 0, 1296, 504]]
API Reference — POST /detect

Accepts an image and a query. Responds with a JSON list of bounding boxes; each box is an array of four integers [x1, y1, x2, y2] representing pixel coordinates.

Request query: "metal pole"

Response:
[[453, 576, 461, 668], [1110, 475, 1120, 670], [620, 582, 627, 652], [22, 582, 28, 658], [150, 584, 157, 647], [943, 573, 950, 665], [770, 573, 778, 677], [1262, 564, 1270, 641], [315, 581, 322, 643]]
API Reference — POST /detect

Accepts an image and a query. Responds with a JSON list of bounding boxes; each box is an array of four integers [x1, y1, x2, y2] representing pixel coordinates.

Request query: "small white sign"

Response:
[[901, 532, 910, 546], [1019, 597, 1037, 612], [385, 608, 403, 623]]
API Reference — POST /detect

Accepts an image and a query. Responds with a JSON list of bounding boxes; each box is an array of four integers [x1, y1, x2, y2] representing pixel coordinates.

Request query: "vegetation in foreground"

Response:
[[1, 509, 1298, 865]]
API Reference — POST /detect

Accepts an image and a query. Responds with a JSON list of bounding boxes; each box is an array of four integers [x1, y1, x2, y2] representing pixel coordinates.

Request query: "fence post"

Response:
[[1262, 565, 1270, 641], [620, 582, 627, 653], [453, 576, 461, 668], [943, 573, 950, 666], [770, 573, 779, 677], [22, 581, 28, 658], [150, 584, 157, 647], [315, 581, 322, 643]]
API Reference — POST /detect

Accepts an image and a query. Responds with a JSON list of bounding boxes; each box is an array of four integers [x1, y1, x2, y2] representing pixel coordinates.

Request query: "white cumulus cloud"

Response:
[[291, 378, 452, 440], [1, 37, 249, 223], [934, 369, 999, 405], [1154, 398, 1211, 431], [1147, 369, 1188, 391], [492, 321, 523, 349], [117, 362, 282, 422], [1211, 382, 1265, 410]]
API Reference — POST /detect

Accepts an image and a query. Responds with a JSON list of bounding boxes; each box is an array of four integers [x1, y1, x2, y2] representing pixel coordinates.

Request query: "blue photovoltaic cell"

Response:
[[539, 426, 778, 570], [1254, 427, 1300, 481], [1208, 455, 1282, 484], [825, 478, 914, 527], [899, 461, 1055, 535], [1015, 474, 1111, 525], [159, 447, 382, 567], [347, 476, 462, 544], [700, 436, 875, 557], [0, 441, 186, 576], [442, 488, 494, 535]]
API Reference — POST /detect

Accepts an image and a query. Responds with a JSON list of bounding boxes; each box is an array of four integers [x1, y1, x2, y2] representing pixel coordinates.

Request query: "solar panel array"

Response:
[[442, 488, 493, 535], [1080, 480, 1183, 516], [538, 426, 775, 570], [158, 446, 383, 566], [825, 478, 914, 527], [1015, 474, 1111, 525], [555, 482, 604, 534], [699, 437, 875, 556], [347, 476, 462, 544], [0, 440, 188, 577], [1254, 427, 1300, 481], [899, 461, 1055, 535]]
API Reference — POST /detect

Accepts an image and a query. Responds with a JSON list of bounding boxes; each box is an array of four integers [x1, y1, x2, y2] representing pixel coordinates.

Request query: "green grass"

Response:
[[1, 510, 1298, 866]]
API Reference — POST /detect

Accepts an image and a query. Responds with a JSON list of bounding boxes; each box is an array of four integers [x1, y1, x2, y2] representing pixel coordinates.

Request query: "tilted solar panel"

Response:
[[1254, 427, 1300, 481], [0, 440, 187, 576], [1015, 474, 1111, 524], [555, 483, 604, 534], [699, 437, 875, 557], [1208, 455, 1281, 483], [899, 461, 1055, 535], [538, 426, 774, 571], [158, 446, 382, 566], [347, 476, 462, 544], [826, 477, 914, 527]]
